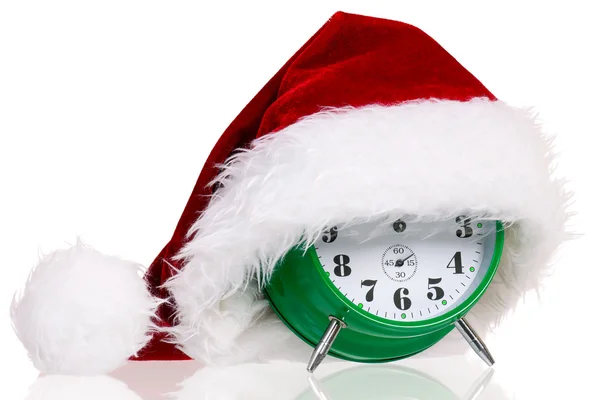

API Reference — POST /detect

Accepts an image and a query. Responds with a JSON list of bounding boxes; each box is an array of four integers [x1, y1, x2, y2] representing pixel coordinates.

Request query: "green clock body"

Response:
[[264, 219, 504, 363]]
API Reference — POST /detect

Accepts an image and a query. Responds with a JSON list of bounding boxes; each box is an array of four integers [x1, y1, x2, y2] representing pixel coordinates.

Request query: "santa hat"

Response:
[[11, 11, 570, 375]]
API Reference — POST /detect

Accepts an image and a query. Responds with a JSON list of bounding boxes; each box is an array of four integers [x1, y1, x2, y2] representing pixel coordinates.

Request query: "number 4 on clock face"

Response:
[[447, 252, 464, 275]]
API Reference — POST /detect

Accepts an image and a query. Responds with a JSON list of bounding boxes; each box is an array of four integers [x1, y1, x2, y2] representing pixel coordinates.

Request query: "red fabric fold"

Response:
[[133, 11, 494, 361]]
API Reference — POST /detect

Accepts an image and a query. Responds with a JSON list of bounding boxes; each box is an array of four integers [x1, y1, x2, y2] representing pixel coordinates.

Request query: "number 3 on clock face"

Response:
[[315, 217, 498, 321]]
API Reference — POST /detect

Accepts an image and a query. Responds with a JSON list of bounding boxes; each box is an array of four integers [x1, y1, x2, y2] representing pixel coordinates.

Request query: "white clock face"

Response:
[[314, 217, 498, 322]]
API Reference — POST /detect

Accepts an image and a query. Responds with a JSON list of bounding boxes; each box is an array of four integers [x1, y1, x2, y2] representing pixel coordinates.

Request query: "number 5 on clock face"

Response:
[[314, 217, 496, 321]]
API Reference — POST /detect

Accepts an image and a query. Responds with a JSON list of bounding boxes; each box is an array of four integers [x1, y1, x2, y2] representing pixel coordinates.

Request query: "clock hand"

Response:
[[401, 253, 415, 262], [395, 252, 414, 267]]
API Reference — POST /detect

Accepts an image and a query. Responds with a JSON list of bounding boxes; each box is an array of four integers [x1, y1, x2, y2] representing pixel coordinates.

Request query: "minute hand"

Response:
[[401, 253, 414, 262], [395, 253, 414, 267]]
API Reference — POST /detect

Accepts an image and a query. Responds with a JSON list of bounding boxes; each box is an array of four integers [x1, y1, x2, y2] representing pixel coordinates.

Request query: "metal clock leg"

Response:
[[307, 316, 346, 373], [454, 317, 495, 366]]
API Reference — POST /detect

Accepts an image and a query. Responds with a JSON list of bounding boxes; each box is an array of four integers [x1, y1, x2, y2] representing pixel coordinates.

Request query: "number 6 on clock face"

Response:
[[314, 217, 497, 321]]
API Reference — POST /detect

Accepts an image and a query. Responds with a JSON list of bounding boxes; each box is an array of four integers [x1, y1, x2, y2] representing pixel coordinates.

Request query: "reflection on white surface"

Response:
[[25, 375, 143, 400], [24, 361, 201, 400], [171, 356, 511, 400], [302, 367, 496, 400], [24, 356, 512, 400], [463, 368, 496, 400], [110, 360, 201, 400], [308, 375, 333, 400]]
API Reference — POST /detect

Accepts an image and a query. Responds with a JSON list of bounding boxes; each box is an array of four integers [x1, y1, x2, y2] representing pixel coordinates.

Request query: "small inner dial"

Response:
[[381, 244, 418, 282], [314, 217, 498, 322]]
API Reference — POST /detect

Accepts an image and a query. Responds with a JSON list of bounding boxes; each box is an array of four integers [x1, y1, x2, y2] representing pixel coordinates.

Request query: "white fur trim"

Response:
[[166, 98, 571, 364], [11, 241, 160, 375]]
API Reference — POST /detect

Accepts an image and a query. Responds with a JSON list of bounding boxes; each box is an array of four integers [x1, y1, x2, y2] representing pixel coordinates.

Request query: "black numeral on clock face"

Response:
[[427, 278, 444, 300], [317, 219, 481, 320], [333, 254, 352, 277], [361, 280, 377, 302], [322, 226, 338, 243], [393, 287, 412, 310], [446, 252, 464, 274], [456, 215, 473, 238]]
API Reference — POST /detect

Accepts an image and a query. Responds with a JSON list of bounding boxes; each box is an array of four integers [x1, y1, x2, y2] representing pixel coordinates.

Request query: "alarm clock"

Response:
[[264, 216, 503, 372]]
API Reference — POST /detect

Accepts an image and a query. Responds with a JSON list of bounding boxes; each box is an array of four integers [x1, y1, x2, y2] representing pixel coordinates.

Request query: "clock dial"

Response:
[[315, 217, 497, 322]]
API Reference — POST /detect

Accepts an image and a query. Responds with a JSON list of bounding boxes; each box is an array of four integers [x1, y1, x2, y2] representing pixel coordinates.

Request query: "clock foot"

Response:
[[454, 317, 495, 367], [307, 316, 346, 373]]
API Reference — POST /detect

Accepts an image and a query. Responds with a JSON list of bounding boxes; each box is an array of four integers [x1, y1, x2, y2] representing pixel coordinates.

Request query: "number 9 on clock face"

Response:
[[315, 217, 497, 321]]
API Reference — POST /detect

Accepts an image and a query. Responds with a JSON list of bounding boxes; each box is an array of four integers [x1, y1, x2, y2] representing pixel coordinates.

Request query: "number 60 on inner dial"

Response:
[[264, 217, 503, 372]]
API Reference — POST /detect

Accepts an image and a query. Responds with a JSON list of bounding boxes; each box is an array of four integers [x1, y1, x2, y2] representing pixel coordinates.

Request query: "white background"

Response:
[[1, 1, 598, 399]]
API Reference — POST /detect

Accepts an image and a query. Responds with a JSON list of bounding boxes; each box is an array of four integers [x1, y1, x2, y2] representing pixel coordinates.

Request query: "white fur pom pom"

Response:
[[11, 241, 159, 375]]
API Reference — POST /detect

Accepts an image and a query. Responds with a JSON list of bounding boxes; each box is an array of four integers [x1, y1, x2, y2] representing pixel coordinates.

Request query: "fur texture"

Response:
[[165, 98, 571, 364], [11, 241, 160, 375]]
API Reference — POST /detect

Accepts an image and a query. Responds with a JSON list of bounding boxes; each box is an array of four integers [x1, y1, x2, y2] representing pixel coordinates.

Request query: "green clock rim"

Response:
[[311, 220, 505, 330]]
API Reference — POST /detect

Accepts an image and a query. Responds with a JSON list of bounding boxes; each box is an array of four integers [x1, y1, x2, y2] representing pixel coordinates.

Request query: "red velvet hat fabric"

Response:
[[137, 11, 499, 361], [257, 13, 496, 137]]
